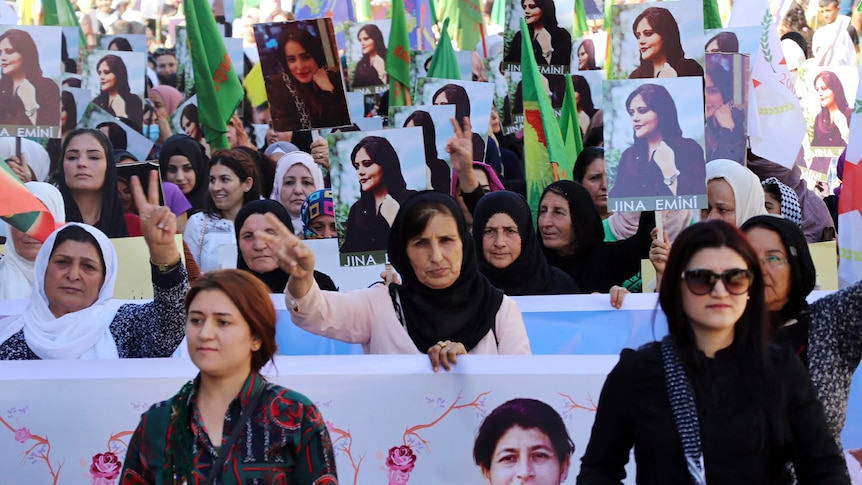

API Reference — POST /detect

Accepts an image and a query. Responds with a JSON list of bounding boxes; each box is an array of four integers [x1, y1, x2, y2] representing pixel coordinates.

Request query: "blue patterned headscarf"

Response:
[[300, 189, 335, 239]]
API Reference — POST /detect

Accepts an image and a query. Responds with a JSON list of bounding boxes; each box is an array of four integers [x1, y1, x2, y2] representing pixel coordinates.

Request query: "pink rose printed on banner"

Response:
[[14, 426, 31, 443], [386, 445, 417, 485], [89, 452, 121, 485]]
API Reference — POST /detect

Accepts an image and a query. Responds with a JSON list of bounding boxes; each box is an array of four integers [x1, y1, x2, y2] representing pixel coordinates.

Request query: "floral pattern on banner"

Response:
[[385, 445, 416, 485], [0, 406, 62, 484]]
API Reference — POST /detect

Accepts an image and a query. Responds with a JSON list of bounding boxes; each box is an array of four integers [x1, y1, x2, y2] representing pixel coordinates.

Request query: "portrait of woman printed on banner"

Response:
[[92, 54, 144, 127], [705, 59, 746, 163], [504, 0, 573, 68], [433, 83, 486, 162], [572, 75, 602, 138], [403, 110, 451, 193], [266, 24, 350, 132], [811, 70, 851, 148], [609, 83, 706, 200], [629, 7, 704, 79], [351, 23, 388, 89], [340, 136, 416, 253], [0, 29, 61, 127], [577, 38, 601, 71]]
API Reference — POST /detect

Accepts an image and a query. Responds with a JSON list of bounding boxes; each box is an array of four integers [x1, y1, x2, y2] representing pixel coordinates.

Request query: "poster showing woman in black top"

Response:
[[503, 0, 575, 74]]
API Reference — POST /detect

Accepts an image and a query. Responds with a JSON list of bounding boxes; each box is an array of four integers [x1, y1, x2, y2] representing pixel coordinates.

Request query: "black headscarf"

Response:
[[56, 128, 128, 237], [538, 180, 653, 293], [471, 191, 580, 295], [158, 134, 210, 212], [741, 215, 816, 365], [387, 191, 504, 352]]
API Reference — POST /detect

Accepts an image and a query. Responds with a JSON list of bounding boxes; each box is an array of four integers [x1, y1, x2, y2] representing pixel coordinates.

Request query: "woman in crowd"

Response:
[[352, 23, 388, 89], [609, 83, 706, 199], [539, 180, 653, 293], [742, 215, 862, 448], [55, 128, 130, 237], [577, 220, 848, 483], [433, 84, 486, 162], [235, 199, 336, 292], [0, 183, 65, 300], [270, 151, 325, 236], [452, 160, 506, 227], [705, 31, 739, 53], [572, 75, 602, 138], [474, 398, 574, 485], [573, 147, 610, 220], [629, 6, 703, 78], [340, 136, 415, 253], [267, 26, 350, 132], [145, 84, 183, 145], [158, 134, 210, 213], [577, 38, 600, 71], [473, 191, 579, 295], [504, 0, 572, 68], [811, 70, 851, 148], [120, 270, 338, 483], [702, 159, 768, 227], [184, 149, 261, 274], [404, 110, 450, 193], [762, 177, 803, 226], [271, 191, 530, 371], [93, 54, 143, 126], [0, 172, 188, 360], [705, 60, 746, 163], [0, 29, 60, 126], [301, 188, 338, 239]]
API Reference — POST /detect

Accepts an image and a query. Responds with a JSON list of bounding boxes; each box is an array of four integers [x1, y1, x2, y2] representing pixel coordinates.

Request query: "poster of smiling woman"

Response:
[[255, 18, 351, 133], [604, 77, 706, 213], [328, 126, 426, 266], [610, 0, 704, 81], [0, 25, 62, 138]]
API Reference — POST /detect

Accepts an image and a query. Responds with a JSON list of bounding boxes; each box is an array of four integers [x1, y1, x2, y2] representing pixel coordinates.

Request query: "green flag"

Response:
[[490, 0, 505, 30], [457, 0, 483, 51], [573, 0, 589, 38], [427, 18, 460, 80], [42, 0, 86, 49], [560, 75, 584, 171], [387, 0, 412, 107], [520, 18, 570, 216], [703, 0, 722, 29], [355, 0, 372, 22], [184, 0, 243, 150]]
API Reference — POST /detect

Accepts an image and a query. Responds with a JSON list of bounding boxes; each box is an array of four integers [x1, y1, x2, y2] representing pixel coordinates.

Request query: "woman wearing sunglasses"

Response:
[[578, 220, 847, 484]]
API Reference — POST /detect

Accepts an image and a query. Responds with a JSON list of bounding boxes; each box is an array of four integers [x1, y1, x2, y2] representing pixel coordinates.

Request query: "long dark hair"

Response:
[[204, 149, 261, 218], [631, 7, 685, 74], [813, 70, 849, 117], [572, 75, 597, 118], [578, 38, 597, 69], [357, 23, 387, 60], [433, 83, 471, 129], [706, 31, 739, 53], [277, 26, 326, 76], [97, 54, 132, 96], [625, 83, 682, 145], [108, 36, 133, 51], [522, 0, 559, 30], [404, 110, 439, 165], [350, 136, 410, 202], [659, 220, 786, 448], [705, 59, 732, 105], [0, 29, 42, 80], [61, 90, 78, 133]]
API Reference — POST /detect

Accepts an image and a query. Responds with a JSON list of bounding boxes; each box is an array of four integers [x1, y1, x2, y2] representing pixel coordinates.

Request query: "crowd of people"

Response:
[[0, 0, 860, 482]]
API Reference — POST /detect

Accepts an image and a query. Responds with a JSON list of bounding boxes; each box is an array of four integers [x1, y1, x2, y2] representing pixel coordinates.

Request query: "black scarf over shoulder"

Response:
[[387, 191, 503, 352], [471, 191, 579, 295]]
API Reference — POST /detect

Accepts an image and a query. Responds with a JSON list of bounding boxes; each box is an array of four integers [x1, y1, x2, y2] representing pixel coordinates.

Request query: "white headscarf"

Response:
[[270, 152, 325, 235], [0, 183, 66, 300], [6, 223, 124, 359], [705, 159, 768, 227], [0, 138, 51, 182]]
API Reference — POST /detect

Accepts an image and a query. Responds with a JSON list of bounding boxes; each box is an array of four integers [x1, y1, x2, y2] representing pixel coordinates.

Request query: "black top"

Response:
[[577, 342, 849, 484]]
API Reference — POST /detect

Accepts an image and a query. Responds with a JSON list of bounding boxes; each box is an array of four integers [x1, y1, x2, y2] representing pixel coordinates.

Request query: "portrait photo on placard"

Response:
[[502, 0, 576, 74], [61, 26, 80, 74], [798, 64, 859, 175], [170, 95, 209, 147], [62, 87, 93, 134], [571, 70, 606, 142], [345, 19, 392, 94], [79, 102, 155, 161], [83, 49, 147, 128], [254, 18, 351, 132], [704, 52, 749, 164], [0, 25, 62, 138], [704, 26, 761, 57], [572, 32, 607, 72], [98, 34, 148, 52], [390, 104, 457, 193], [328, 126, 426, 266], [610, 0, 704, 80], [417, 77, 495, 163], [604, 77, 706, 213]]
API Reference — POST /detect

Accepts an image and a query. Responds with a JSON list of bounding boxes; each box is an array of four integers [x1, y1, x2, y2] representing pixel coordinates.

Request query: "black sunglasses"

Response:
[[681, 269, 753, 296], [153, 47, 176, 56]]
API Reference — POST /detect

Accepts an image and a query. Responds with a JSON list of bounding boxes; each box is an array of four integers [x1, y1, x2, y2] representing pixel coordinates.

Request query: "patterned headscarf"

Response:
[[761, 177, 802, 227], [300, 189, 335, 239]]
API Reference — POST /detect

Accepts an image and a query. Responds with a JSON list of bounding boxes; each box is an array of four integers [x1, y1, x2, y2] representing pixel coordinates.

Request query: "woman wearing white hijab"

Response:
[[0, 182, 65, 299], [0, 175, 189, 359], [702, 159, 768, 227], [270, 151, 325, 236]]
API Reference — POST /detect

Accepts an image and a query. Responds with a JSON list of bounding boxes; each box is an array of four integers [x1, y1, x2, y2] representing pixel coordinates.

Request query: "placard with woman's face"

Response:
[[327, 127, 426, 266], [604, 77, 706, 212], [99, 34, 148, 53], [83, 49, 147, 127], [797, 64, 859, 178], [79, 102, 155, 161], [345, 19, 392, 94], [416, 77, 494, 162], [504, 71, 566, 133], [0, 25, 62, 138], [390, 104, 457, 192], [704, 52, 750, 164], [255, 18, 351, 132], [704, 27, 761, 57], [502, 0, 576, 74], [572, 32, 608, 72], [62, 87, 93, 131], [610, 0, 704, 81]]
